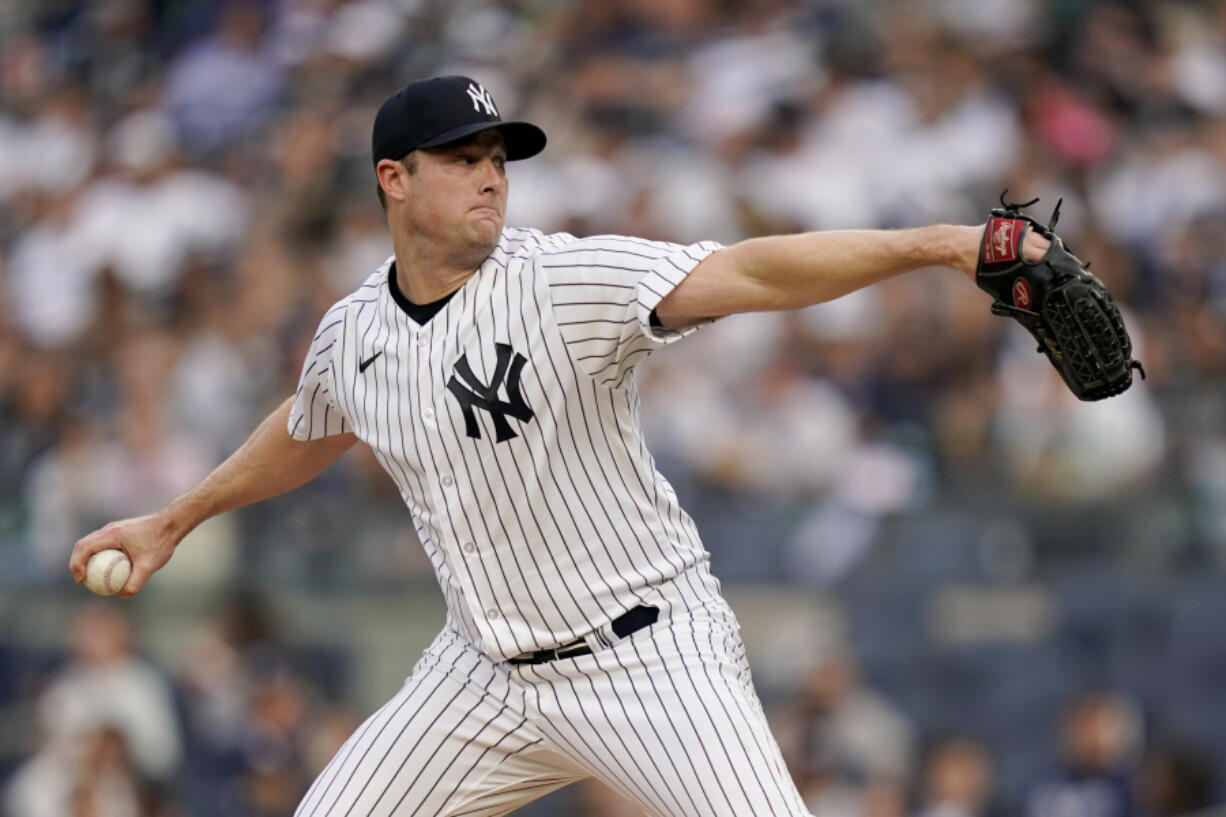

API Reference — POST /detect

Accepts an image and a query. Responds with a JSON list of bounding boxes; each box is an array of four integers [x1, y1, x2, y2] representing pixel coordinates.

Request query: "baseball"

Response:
[[84, 549, 132, 596]]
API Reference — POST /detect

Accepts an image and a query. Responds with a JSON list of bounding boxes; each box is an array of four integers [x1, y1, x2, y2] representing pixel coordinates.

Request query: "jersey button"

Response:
[[487, 609, 500, 619], [416, 336, 428, 347], [462, 542, 475, 554], [441, 475, 454, 487], [422, 407, 434, 420]]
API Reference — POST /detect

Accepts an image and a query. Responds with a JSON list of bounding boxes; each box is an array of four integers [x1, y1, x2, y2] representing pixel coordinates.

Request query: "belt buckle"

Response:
[[552, 642, 591, 660], [507, 606, 659, 665], [508, 636, 587, 665]]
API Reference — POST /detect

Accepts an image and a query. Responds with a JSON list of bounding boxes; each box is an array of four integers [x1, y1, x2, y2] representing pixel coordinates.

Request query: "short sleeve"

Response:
[[287, 302, 350, 441], [632, 240, 724, 343], [538, 235, 723, 387]]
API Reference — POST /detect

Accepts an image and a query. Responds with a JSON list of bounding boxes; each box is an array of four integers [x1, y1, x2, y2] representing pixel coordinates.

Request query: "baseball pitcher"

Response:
[[70, 76, 1137, 816]]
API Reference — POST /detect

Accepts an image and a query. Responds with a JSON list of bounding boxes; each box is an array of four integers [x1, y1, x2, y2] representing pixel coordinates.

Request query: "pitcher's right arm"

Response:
[[68, 396, 358, 597]]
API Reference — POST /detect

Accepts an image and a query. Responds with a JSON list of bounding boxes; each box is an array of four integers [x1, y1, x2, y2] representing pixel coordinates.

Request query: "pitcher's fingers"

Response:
[[68, 526, 122, 582], [118, 559, 155, 599], [1023, 231, 1052, 262]]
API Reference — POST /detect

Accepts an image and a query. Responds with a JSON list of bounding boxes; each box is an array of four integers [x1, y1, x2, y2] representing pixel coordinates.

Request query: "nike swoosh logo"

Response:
[[359, 351, 383, 373]]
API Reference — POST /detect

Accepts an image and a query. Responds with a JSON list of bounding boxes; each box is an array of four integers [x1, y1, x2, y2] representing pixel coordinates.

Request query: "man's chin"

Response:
[[458, 220, 502, 263], [469, 216, 503, 245]]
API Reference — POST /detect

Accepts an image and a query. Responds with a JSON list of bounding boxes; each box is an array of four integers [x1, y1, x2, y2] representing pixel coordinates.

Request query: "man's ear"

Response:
[[376, 158, 408, 205]]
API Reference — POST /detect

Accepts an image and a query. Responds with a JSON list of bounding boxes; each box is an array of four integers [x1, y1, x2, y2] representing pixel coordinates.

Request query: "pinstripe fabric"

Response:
[[288, 227, 813, 816], [289, 228, 723, 661], [517, 584, 811, 817], [295, 628, 588, 817], [296, 579, 812, 817]]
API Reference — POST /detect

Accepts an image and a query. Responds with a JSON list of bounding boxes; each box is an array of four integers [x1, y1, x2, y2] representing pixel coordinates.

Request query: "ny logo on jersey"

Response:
[[466, 82, 498, 117], [446, 343, 534, 442]]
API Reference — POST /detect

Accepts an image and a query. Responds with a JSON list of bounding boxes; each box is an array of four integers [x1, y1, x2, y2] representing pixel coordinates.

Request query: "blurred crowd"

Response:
[[3, 601, 1219, 817], [2, 0, 1225, 815], [4, 597, 361, 817]]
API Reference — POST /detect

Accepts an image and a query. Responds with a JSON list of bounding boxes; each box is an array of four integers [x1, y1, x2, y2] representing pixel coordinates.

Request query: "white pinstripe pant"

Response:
[[295, 597, 812, 817]]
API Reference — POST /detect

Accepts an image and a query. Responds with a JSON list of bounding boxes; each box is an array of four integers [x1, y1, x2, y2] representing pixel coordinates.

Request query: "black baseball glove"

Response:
[[976, 193, 1145, 401]]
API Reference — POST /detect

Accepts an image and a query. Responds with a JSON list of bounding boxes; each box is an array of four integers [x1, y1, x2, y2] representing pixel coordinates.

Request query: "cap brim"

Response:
[[417, 120, 546, 160]]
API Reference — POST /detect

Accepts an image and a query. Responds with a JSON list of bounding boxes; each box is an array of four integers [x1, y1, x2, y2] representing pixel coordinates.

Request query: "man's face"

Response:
[[396, 131, 509, 264]]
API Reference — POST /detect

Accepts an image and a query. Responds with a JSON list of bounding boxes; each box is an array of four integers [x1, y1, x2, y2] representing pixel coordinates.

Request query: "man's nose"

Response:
[[479, 159, 505, 193]]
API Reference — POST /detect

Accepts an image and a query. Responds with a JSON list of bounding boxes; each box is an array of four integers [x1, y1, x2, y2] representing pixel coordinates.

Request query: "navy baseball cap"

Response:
[[371, 75, 546, 166]]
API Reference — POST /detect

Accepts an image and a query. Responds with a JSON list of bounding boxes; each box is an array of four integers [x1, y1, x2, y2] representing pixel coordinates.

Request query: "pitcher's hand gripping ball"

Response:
[[84, 548, 132, 595], [976, 193, 1145, 400]]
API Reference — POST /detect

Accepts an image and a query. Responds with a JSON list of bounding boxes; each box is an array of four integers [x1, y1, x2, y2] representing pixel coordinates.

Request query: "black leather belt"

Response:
[[507, 605, 659, 665]]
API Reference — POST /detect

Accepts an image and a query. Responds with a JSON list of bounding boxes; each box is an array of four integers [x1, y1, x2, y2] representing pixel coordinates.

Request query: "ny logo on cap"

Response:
[[466, 82, 498, 117]]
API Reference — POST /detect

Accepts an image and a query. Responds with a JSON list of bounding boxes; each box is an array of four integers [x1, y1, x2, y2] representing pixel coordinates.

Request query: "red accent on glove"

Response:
[[983, 217, 1025, 265], [1013, 277, 1032, 309]]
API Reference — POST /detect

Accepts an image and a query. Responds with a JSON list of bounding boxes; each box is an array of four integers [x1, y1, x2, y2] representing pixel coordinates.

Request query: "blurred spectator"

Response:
[[0, 82, 97, 200], [913, 736, 997, 817], [72, 109, 250, 298], [993, 325, 1165, 503], [1169, 2, 1226, 115], [177, 592, 288, 761], [5, 724, 148, 817], [70, 0, 164, 115], [680, 14, 821, 151], [1025, 690, 1144, 817], [648, 329, 860, 498], [1089, 118, 1226, 250], [320, 194, 391, 293], [163, 2, 283, 156], [1135, 743, 1216, 817], [272, 0, 408, 72], [39, 604, 183, 780], [23, 330, 216, 578], [0, 347, 71, 511], [5, 189, 99, 348], [929, 0, 1041, 48], [778, 649, 916, 817], [4, 604, 182, 817], [803, 649, 916, 782], [232, 669, 314, 816], [174, 590, 363, 816]]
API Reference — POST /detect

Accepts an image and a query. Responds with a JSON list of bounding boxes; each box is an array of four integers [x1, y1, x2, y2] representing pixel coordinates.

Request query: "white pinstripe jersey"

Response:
[[289, 227, 724, 661]]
